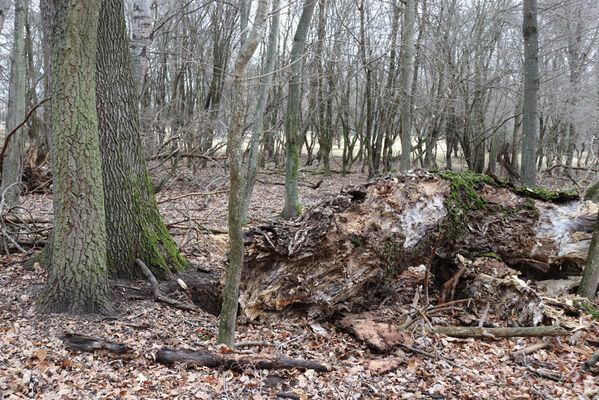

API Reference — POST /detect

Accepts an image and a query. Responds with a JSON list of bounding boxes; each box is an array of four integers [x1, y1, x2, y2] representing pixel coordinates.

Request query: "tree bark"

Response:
[[579, 208, 599, 298], [130, 0, 152, 97], [281, 0, 316, 219], [1, 0, 27, 209], [242, 0, 281, 225], [96, 0, 188, 278], [521, 0, 539, 186], [399, 0, 416, 171], [218, 0, 270, 347], [39, 0, 111, 314]]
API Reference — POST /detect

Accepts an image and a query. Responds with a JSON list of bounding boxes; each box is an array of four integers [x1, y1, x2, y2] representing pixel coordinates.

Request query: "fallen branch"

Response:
[[135, 259, 199, 312], [156, 348, 329, 372], [401, 344, 462, 369], [157, 190, 228, 204], [510, 342, 551, 362], [433, 325, 569, 338], [60, 332, 127, 353], [582, 350, 599, 372]]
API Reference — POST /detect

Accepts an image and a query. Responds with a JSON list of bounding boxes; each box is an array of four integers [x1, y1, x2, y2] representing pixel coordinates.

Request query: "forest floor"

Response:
[[1, 159, 599, 399]]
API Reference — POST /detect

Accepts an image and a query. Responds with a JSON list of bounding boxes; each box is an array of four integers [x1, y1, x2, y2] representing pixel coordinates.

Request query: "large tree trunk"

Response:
[[39, 0, 111, 314], [96, 0, 187, 278], [1, 0, 27, 209], [281, 0, 316, 219], [239, 170, 591, 320]]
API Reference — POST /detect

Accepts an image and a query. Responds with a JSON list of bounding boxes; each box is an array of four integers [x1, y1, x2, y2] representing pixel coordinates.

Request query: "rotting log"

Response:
[[432, 325, 569, 338], [156, 348, 329, 372], [240, 170, 595, 320]]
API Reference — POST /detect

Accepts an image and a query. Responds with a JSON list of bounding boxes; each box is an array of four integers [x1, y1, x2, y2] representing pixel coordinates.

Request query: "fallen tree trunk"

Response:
[[240, 170, 594, 320], [156, 348, 329, 372], [432, 325, 569, 338]]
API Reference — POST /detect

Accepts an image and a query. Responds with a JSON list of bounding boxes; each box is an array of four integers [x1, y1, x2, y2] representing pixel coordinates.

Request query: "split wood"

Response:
[[135, 259, 198, 312]]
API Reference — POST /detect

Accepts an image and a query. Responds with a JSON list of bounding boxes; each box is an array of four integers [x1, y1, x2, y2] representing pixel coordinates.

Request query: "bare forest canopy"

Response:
[[0, 0, 595, 180]]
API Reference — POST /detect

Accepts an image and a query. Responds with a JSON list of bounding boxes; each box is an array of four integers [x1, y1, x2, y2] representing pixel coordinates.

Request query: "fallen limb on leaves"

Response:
[[432, 325, 569, 338], [60, 332, 128, 353], [156, 348, 329, 372], [136, 258, 198, 312]]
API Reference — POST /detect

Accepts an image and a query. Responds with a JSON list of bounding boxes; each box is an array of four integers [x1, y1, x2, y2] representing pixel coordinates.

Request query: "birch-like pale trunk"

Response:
[[242, 0, 281, 225], [130, 0, 152, 97], [218, 0, 270, 347]]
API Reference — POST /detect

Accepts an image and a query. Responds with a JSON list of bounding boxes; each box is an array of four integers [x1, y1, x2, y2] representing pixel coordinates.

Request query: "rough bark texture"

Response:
[[39, 0, 111, 314], [240, 170, 592, 320], [96, 0, 187, 278], [1, 0, 27, 208], [282, 0, 316, 219]]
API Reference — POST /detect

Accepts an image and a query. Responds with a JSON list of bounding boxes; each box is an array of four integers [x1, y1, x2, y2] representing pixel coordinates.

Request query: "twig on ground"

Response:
[[135, 259, 199, 312]]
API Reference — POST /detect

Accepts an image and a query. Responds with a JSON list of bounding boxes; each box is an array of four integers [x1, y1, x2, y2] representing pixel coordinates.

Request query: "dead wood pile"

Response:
[[239, 170, 595, 320]]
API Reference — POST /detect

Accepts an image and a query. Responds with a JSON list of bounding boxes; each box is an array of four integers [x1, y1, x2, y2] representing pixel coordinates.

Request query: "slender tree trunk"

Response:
[[96, 0, 188, 278], [281, 0, 316, 220], [40, 0, 111, 314], [399, 0, 416, 170], [521, 0, 538, 186], [579, 213, 599, 299], [1, 0, 27, 209], [40, 0, 55, 152], [242, 0, 280, 225], [218, 0, 269, 347], [130, 0, 152, 97]]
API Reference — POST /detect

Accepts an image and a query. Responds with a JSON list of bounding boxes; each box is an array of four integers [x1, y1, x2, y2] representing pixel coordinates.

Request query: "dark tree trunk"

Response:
[[40, 0, 111, 314], [96, 0, 188, 278]]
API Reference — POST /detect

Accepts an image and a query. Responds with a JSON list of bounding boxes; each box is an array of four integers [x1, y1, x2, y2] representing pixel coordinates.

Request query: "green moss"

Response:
[[437, 171, 495, 224], [477, 252, 502, 261], [349, 235, 362, 247], [515, 185, 579, 202], [584, 181, 599, 201], [297, 202, 303, 215], [574, 300, 599, 319]]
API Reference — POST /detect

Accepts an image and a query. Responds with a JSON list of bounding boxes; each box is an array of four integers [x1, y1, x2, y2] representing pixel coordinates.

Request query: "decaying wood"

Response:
[[433, 325, 569, 338], [510, 342, 551, 362], [136, 259, 199, 312], [582, 350, 599, 372], [339, 315, 412, 352], [155, 348, 329, 372], [458, 257, 546, 326], [240, 171, 594, 320], [60, 332, 128, 353]]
